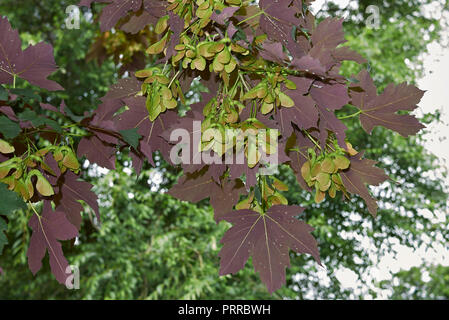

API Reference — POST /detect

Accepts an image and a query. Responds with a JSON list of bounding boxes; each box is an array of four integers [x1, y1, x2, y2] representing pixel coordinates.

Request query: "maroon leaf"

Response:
[[103, 77, 142, 101], [77, 135, 117, 169], [115, 96, 177, 167], [165, 12, 184, 61], [54, 171, 100, 229], [259, 0, 305, 58], [309, 18, 346, 70], [275, 94, 318, 138], [332, 47, 367, 64], [316, 104, 348, 149], [210, 179, 247, 221], [218, 205, 320, 293], [349, 70, 425, 137], [98, 0, 143, 32], [211, 7, 239, 25], [27, 201, 78, 285], [168, 168, 246, 221], [291, 55, 326, 76], [340, 153, 389, 216], [260, 41, 288, 65], [310, 81, 350, 111], [0, 17, 63, 91]]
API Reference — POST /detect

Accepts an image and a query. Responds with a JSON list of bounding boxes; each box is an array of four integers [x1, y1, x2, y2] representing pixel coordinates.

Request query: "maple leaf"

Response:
[[291, 55, 326, 76], [27, 201, 78, 284], [54, 171, 100, 230], [211, 7, 240, 25], [349, 70, 425, 137], [164, 12, 184, 61], [77, 135, 117, 170], [309, 18, 347, 71], [340, 152, 389, 216], [103, 77, 142, 101], [168, 169, 246, 221], [77, 99, 124, 170], [218, 205, 321, 293], [115, 96, 177, 168], [259, 0, 306, 58], [1, 183, 27, 254], [0, 17, 63, 91], [317, 104, 348, 149], [275, 94, 318, 138], [310, 81, 350, 111], [99, 0, 143, 32], [260, 41, 289, 65]]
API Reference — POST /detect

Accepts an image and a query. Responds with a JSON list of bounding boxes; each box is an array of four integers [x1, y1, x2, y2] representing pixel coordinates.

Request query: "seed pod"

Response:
[[334, 155, 350, 170], [62, 151, 80, 171], [172, 50, 185, 64], [15, 180, 31, 200], [224, 59, 237, 73], [0, 166, 12, 179], [193, 57, 207, 71], [165, 98, 177, 109], [278, 91, 294, 107], [0, 139, 15, 154], [273, 178, 289, 191], [216, 47, 231, 64], [208, 42, 225, 54], [198, 43, 215, 58], [261, 102, 274, 114], [231, 43, 248, 53], [155, 15, 169, 34], [316, 172, 331, 191], [315, 188, 325, 203], [321, 157, 336, 173], [161, 86, 173, 101], [35, 174, 55, 197], [186, 49, 196, 59], [147, 34, 168, 55], [311, 162, 321, 177], [256, 85, 268, 99], [212, 57, 224, 72], [284, 79, 297, 90], [328, 183, 337, 198], [346, 142, 358, 156], [332, 173, 343, 185]]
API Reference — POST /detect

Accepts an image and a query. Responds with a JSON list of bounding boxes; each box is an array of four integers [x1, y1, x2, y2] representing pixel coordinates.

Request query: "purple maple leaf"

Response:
[[218, 205, 321, 293], [0, 17, 63, 91], [27, 201, 78, 285]]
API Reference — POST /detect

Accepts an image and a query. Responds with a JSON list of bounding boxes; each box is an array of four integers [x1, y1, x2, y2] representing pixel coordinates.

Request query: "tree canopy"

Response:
[[0, 0, 448, 299]]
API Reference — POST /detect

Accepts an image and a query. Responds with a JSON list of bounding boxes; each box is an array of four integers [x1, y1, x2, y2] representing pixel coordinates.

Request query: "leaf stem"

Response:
[[303, 130, 322, 151], [237, 9, 265, 26], [337, 110, 361, 120]]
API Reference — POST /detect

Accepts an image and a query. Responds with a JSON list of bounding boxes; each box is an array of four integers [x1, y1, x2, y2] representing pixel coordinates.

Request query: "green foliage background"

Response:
[[0, 0, 448, 299]]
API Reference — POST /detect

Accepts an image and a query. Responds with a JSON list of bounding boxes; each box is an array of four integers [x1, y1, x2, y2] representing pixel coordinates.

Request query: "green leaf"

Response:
[[0, 182, 27, 254], [120, 128, 142, 149], [18, 109, 46, 127], [0, 116, 21, 139], [17, 110, 62, 133], [0, 217, 8, 255], [9, 88, 42, 103], [0, 183, 27, 215], [0, 85, 8, 100]]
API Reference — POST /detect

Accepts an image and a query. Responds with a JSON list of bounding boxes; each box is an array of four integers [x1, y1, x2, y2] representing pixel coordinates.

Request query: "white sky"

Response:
[[310, 0, 449, 299]]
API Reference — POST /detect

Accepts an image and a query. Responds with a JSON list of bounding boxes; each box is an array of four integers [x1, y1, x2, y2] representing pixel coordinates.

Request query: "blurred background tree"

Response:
[[0, 0, 448, 299]]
